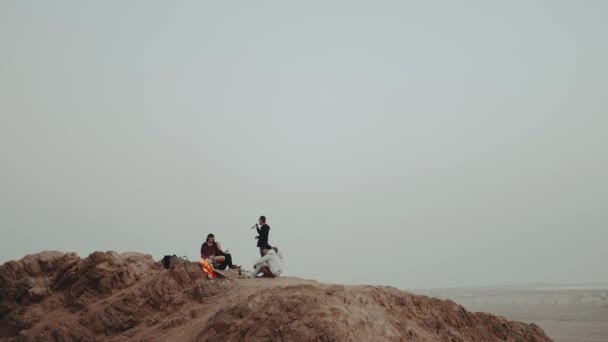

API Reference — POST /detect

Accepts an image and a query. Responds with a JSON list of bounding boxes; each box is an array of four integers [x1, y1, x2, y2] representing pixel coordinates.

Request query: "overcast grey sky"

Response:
[[1, 1, 606, 289]]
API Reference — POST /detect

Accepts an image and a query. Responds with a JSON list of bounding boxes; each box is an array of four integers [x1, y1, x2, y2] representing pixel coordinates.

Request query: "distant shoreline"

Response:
[[415, 283, 608, 291]]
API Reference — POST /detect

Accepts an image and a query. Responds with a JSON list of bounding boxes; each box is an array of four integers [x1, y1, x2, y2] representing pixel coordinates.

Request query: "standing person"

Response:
[[253, 244, 283, 278], [255, 215, 270, 257], [200, 233, 239, 270]]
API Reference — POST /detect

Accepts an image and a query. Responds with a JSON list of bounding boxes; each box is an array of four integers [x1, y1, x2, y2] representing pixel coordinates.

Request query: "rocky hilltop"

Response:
[[0, 251, 551, 341]]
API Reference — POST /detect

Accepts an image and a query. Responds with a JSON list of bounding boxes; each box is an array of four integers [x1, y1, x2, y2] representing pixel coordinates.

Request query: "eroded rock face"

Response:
[[0, 251, 552, 342], [199, 284, 550, 342], [0, 251, 212, 340]]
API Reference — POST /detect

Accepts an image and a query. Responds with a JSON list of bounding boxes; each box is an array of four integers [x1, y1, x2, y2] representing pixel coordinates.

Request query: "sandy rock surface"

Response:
[[0, 251, 551, 341]]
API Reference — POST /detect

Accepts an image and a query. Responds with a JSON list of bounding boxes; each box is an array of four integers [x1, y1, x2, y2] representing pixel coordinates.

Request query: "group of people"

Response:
[[200, 215, 284, 278]]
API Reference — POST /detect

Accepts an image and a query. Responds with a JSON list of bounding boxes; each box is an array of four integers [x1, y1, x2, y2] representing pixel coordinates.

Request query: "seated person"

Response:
[[200, 233, 239, 270], [253, 245, 283, 278]]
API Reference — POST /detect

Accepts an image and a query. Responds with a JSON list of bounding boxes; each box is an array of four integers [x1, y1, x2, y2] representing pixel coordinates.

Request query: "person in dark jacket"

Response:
[[255, 216, 270, 257], [200, 233, 238, 270]]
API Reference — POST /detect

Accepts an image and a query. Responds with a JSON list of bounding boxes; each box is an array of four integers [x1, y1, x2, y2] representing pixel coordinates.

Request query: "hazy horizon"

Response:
[[1, 1, 607, 289]]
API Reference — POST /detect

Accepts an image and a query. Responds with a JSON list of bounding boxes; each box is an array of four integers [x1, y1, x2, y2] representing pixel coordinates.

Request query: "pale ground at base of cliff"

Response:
[[418, 286, 608, 342], [469, 303, 608, 342]]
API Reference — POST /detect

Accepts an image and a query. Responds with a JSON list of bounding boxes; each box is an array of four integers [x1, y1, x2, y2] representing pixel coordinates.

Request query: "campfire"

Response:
[[200, 258, 217, 279]]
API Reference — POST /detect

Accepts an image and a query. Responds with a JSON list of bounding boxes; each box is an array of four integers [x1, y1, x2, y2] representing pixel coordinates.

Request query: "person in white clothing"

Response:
[[253, 245, 283, 278]]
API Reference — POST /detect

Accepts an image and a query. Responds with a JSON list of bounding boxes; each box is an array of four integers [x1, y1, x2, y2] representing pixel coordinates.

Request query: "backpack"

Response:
[[161, 255, 176, 269]]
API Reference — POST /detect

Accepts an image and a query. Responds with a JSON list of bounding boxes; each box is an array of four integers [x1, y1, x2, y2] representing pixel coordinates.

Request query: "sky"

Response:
[[1, 1, 606, 289]]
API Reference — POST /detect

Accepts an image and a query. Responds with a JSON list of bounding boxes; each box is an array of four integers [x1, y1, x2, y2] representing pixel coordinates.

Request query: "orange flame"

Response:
[[200, 258, 217, 279]]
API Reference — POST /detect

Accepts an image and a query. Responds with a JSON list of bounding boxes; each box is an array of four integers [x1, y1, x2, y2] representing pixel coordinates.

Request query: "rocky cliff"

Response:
[[0, 251, 551, 341]]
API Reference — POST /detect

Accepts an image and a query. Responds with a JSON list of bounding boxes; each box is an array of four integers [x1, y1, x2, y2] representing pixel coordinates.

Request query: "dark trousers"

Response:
[[216, 252, 233, 270], [259, 247, 265, 257]]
